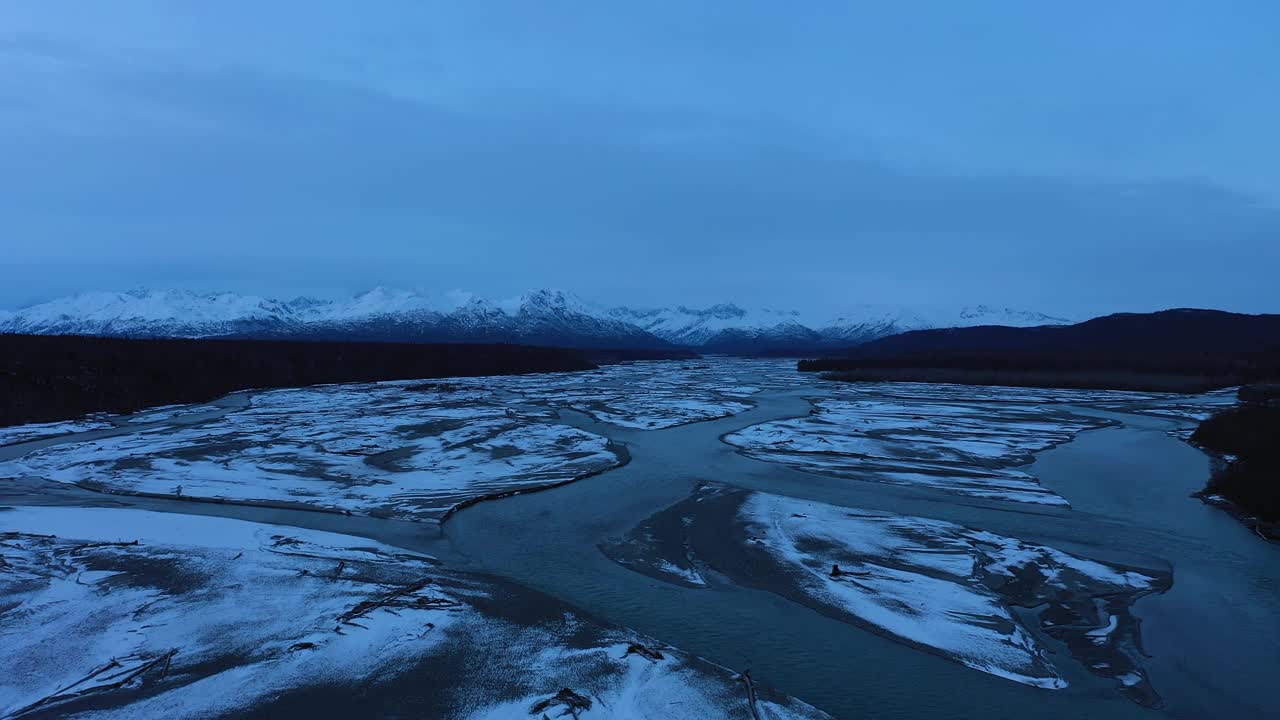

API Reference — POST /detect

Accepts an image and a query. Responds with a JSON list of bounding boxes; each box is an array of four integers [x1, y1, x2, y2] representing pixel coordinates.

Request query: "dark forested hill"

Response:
[[835, 309, 1280, 356], [1192, 385, 1280, 539], [800, 309, 1280, 392], [0, 334, 600, 428]]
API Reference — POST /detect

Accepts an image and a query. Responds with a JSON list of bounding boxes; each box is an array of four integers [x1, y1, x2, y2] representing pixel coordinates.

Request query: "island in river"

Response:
[[2, 358, 1277, 719]]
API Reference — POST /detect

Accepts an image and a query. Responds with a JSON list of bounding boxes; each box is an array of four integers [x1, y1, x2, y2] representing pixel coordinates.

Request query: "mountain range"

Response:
[[0, 288, 1072, 353]]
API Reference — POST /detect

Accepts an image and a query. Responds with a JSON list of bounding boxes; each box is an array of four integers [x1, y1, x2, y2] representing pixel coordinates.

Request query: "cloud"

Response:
[[1, 3, 1277, 315]]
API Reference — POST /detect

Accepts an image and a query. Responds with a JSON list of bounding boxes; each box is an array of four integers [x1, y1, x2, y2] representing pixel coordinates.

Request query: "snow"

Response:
[[737, 492, 1163, 691], [835, 382, 1168, 405], [0, 286, 645, 342], [831, 381, 1241, 419], [0, 506, 830, 720], [653, 560, 708, 587], [0, 416, 114, 447], [1, 289, 292, 327], [725, 394, 1110, 504], [609, 304, 817, 346], [0, 506, 456, 718], [304, 285, 444, 320], [1, 381, 620, 520], [125, 403, 224, 424], [0, 361, 808, 519], [458, 358, 804, 429], [1087, 615, 1119, 643], [462, 641, 822, 720], [1094, 386, 1240, 422], [1, 287, 1068, 347], [817, 303, 1071, 342], [608, 302, 1071, 347]]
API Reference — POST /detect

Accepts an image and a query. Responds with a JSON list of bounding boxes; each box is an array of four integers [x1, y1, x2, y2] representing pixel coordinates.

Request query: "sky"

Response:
[[2, 1, 1277, 317]]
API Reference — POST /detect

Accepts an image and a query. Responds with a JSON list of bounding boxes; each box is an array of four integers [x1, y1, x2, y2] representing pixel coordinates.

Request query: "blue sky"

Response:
[[2, 1, 1277, 315]]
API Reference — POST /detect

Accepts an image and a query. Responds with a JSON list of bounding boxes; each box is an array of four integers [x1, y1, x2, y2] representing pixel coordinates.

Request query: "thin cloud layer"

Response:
[[1, 2, 1277, 315]]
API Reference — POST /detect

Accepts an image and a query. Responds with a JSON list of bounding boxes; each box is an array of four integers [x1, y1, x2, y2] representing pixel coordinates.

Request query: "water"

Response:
[[4, 376, 1276, 718], [1035, 409, 1280, 719], [435, 388, 1278, 719]]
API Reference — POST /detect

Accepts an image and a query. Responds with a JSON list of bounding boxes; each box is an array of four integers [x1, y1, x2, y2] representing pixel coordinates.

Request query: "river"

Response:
[[2, 369, 1275, 719]]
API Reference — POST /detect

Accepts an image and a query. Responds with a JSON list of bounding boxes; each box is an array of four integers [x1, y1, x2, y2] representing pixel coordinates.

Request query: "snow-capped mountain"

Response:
[[0, 290, 302, 338], [609, 302, 1070, 351], [0, 288, 1071, 352], [816, 304, 1071, 345], [608, 304, 823, 351], [294, 288, 666, 349], [0, 288, 672, 350]]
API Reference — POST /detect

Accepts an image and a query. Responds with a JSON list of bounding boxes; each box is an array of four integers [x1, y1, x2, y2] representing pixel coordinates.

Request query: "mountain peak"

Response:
[[0, 287, 1070, 352], [514, 288, 594, 316], [677, 303, 748, 320]]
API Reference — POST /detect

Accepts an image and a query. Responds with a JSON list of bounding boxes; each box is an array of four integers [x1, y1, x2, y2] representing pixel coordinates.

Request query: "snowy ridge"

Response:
[[610, 301, 1071, 349], [608, 304, 821, 347], [0, 288, 1070, 350], [0, 289, 300, 338]]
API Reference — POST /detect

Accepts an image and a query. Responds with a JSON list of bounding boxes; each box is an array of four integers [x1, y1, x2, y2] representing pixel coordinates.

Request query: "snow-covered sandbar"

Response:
[[1, 505, 831, 720], [1, 381, 621, 521]]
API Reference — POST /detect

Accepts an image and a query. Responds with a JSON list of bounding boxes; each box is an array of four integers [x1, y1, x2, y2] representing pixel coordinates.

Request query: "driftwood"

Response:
[[11, 650, 177, 718], [529, 687, 592, 719], [737, 671, 763, 720], [830, 564, 871, 579], [336, 580, 461, 626], [71, 539, 140, 549], [623, 642, 665, 662]]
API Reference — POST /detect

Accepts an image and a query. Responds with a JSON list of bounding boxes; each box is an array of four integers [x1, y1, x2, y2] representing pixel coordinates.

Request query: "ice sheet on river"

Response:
[[725, 395, 1111, 504], [1, 382, 620, 520], [0, 506, 830, 720]]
